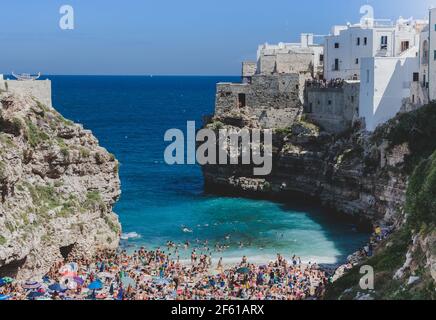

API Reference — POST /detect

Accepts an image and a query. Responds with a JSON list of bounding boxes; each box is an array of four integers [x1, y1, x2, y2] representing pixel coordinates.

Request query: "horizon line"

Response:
[[3, 73, 241, 77]]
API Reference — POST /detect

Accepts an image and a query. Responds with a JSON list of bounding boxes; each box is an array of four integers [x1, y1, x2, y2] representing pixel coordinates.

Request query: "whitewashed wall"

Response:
[[360, 51, 419, 131]]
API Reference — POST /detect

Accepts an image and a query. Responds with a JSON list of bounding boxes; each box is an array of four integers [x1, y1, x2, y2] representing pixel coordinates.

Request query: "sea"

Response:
[[48, 75, 369, 265]]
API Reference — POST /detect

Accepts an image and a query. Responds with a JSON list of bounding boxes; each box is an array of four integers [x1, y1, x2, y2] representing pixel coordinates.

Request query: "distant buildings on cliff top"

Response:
[[223, 8, 436, 133], [0, 74, 52, 108]]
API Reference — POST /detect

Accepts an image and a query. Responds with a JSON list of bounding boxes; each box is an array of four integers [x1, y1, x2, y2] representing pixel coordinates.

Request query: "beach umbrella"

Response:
[[121, 276, 136, 288], [0, 294, 11, 300], [236, 267, 250, 274], [73, 276, 85, 286], [48, 283, 66, 293], [117, 287, 124, 300], [68, 262, 78, 272], [1, 277, 13, 284], [22, 281, 41, 290], [88, 280, 103, 290], [27, 291, 45, 300]]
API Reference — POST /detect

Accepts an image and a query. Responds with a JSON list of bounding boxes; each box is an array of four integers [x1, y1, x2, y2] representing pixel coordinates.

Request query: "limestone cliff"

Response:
[[0, 94, 121, 280], [203, 106, 408, 226], [202, 100, 436, 299]]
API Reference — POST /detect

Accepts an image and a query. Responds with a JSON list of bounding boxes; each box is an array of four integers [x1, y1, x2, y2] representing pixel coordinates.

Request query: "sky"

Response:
[[0, 0, 434, 75]]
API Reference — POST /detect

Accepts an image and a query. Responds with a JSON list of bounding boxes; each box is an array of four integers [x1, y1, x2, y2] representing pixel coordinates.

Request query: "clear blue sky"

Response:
[[0, 0, 433, 75]]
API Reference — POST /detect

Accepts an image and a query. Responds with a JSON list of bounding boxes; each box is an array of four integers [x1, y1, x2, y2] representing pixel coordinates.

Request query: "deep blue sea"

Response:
[[49, 75, 368, 265]]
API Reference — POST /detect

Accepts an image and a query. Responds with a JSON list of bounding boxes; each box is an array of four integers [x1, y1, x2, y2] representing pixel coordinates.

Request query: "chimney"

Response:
[[301, 33, 314, 47]]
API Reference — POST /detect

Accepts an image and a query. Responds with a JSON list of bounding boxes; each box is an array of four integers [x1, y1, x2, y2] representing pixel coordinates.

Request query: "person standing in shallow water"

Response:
[[217, 257, 223, 271]]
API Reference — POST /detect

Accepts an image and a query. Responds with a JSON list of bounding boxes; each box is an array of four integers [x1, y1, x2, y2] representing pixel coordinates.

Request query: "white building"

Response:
[[257, 33, 324, 77], [324, 18, 421, 81], [428, 8, 436, 101], [360, 47, 419, 131]]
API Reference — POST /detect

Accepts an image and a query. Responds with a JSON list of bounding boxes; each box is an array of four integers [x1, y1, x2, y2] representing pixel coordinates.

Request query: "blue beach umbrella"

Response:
[[48, 283, 66, 292], [0, 294, 11, 300], [88, 280, 103, 290], [0, 277, 13, 286]]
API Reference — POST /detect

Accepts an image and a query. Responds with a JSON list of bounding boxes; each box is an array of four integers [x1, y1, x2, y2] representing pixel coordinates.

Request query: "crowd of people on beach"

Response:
[[0, 247, 328, 300]]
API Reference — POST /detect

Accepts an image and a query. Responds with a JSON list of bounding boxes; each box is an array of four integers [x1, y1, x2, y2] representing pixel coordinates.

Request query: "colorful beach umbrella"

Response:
[[22, 281, 41, 290], [0, 277, 14, 286], [73, 276, 84, 286], [88, 280, 103, 290]]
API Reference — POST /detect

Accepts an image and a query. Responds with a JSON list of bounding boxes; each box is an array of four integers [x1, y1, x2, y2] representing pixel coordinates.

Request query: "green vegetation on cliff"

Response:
[[325, 104, 436, 300]]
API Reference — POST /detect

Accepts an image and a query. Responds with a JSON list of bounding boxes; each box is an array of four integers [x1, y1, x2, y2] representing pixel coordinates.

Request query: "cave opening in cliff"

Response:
[[60, 243, 76, 260], [0, 257, 27, 278], [238, 93, 246, 108]]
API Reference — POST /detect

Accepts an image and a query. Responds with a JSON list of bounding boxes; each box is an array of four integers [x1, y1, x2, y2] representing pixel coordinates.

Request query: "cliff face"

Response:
[[0, 94, 121, 280], [203, 106, 408, 226], [203, 102, 436, 299]]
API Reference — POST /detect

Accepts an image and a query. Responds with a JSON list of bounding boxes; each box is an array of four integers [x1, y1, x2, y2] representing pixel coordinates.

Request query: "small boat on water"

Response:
[[11, 72, 41, 81]]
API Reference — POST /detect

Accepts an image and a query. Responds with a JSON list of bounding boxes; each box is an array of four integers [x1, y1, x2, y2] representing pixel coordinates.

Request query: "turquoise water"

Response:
[[50, 75, 368, 264]]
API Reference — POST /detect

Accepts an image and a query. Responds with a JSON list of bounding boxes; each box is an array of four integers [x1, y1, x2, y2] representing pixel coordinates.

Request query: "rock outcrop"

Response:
[[202, 101, 436, 299], [202, 106, 408, 227], [0, 94, 121, 280]]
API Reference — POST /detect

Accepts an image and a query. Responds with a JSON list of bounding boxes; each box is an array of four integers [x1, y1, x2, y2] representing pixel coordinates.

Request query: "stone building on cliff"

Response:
[[215, 34, 323, 128], [0, 74, 52, 108]]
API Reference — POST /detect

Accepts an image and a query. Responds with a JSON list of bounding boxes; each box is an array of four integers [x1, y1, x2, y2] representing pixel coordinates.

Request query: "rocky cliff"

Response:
[[202, 100, 436, 299], [0, 94, 121, 280], [203, 106, 408, 227]]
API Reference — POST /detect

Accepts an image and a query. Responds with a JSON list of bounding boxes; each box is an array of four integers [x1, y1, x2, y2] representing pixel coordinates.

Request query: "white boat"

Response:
[[11, 72, 41, 81]]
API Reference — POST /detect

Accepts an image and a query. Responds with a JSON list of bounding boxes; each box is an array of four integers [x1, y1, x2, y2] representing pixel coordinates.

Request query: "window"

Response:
[[357, 37, 361, 46], [366, 69, 370, 83], [434, 50, 436, 61], [434, 24, 436, 31], [308, 103, 313, 113], [328, 100, 332, 105], [355, 58, 359, 65], [413, 73, 419, 82], [423, 40, 429, 62], [319, 54, 324, 63], [364, 37, 368, 45], [351, 96, 355, 103], [401, 41, 410, 52], [334, 42, 340, 49], [334, 59, 339, 71], [381, 36, 388, 50]]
